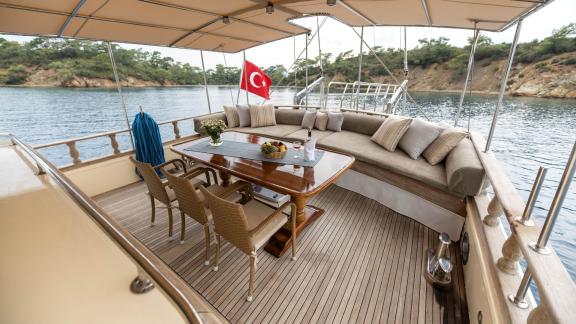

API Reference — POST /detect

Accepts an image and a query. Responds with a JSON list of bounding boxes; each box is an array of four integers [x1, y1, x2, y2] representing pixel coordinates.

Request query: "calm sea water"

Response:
[[1, 86, 575, 286]]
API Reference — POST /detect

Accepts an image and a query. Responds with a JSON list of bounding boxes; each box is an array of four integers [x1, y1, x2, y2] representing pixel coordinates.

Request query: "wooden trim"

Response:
[[59, 135, 201, 172], [469, 131, 576, 324]]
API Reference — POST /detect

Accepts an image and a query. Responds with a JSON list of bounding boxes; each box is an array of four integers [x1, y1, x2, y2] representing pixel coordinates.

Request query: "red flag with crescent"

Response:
[[240, 60, 272, 100]]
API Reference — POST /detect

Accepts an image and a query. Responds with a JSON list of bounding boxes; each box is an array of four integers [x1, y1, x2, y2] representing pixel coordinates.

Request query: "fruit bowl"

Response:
[[260, 141, 287, 159]]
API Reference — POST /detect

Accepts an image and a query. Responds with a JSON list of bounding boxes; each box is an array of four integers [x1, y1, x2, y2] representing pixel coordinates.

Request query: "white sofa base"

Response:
[[335, 169, 465, 240]]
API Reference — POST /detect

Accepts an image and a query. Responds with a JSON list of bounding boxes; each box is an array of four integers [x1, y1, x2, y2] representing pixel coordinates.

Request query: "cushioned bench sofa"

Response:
[[193, 108, 485, 218]]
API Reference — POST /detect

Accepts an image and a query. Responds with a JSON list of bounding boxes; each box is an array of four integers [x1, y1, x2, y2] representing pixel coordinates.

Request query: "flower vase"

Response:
[[209, 135, 223, 146]]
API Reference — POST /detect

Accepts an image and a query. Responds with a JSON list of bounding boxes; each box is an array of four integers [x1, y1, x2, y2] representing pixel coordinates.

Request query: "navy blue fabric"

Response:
[[132, 112, 165, 169]]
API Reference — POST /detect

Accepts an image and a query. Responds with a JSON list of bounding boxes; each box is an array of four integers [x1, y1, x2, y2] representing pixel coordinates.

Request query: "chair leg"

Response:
[[247, 252, 257, 302], [149, 194, 156, 227], [213, 234, 221, 271], [179, 209, 186, 244], [167, 204, 174, 240], [204, 225, 211, 266]]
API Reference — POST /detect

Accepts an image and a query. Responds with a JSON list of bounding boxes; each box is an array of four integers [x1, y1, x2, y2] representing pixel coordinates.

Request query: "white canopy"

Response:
[[0, 0, 551, 53]]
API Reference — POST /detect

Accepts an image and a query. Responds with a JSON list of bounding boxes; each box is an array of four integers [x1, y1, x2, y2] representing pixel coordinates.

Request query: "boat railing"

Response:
[[326, 80, 404, 112], [33, 106, 322, 169], [6, 133, 204, 324], [33, 115, 196, 169], [470, 133, 576, 324]]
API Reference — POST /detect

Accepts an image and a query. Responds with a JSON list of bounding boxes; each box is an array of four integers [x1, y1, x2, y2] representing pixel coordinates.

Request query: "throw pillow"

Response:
[[249, 104, 276, 128], [423, 127, 468, 165], [237, 105, 251, 127], [326, 112, 344, 132], [223, 105, 240, 128], [301, 111, 316, 129], [398, 118, 443, 159], [314, 111, 329, 131], [370, 116, 412, 151]]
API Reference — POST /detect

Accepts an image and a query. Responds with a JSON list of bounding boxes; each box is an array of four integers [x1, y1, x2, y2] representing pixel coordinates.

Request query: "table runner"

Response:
[[184, 140, 324, 167]]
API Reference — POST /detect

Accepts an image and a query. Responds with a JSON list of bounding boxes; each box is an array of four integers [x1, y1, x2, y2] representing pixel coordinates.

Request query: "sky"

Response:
[[1, 0, 575, 71]]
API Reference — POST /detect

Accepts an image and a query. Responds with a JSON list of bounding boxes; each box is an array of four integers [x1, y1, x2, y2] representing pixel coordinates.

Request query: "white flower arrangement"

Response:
[[201, 119, 227, 142]]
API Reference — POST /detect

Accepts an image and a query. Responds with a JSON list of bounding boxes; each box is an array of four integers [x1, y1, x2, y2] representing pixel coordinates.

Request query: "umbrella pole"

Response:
[[107, 42, 135, 151]]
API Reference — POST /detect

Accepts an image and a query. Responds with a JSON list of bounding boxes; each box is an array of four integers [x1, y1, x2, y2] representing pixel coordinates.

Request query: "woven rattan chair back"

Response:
[[200, 186, 253, 254], [130, 157, 170, 205], [164, 172, 209, 225]]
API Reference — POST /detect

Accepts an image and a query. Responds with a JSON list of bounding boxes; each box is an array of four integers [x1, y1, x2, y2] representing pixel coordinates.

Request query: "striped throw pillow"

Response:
[[249, 104, 276, 128], [370, 116, 412, 151], [423, 127, 468, 165], [223, 105, 240, 128]]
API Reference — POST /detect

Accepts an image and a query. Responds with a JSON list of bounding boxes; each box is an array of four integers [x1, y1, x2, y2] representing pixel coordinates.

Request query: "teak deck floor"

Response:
[[96, 182, 468, 324]]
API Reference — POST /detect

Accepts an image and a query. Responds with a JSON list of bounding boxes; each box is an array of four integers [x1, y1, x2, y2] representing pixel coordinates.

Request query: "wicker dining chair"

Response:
[[199, 183, 297, 302], [162, 171, 244, 265], [130, 156, 217, 240]]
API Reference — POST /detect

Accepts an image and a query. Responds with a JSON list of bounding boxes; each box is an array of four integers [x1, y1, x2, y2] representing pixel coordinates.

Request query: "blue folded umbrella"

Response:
[[132, 112, 165, 175]]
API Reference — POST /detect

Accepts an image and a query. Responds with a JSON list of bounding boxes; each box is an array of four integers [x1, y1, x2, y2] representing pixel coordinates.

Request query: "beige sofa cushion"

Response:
[[341, 112, 385, 136], [275, 109, 305, 125], [237, 105, 251, 127], [301, 111, 316, 129], [370, 116, 412, 151], [327, 112, 344, 132], [319, 131, 449, 192], [314, 111, 329, 131], [445, 138, 485, 196], [398, 118, 443, 159], [250, 104, 276, 128], [423, 127, 467, 165], [223, 105, 240, 128], [231, 125, 301, 138], [285, 129, 334, 142]]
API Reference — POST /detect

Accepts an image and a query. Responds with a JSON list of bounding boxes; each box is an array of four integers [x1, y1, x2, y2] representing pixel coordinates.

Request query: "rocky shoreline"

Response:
[[7, 52, 576, 99]]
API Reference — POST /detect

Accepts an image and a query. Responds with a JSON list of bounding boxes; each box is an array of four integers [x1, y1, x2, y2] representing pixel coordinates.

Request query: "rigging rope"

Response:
[[263, 16, 328, 103], [220, 50, 235, 105]]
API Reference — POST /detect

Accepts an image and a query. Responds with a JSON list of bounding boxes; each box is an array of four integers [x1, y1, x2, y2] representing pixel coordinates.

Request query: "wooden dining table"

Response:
[[171, 131, 355, 257]]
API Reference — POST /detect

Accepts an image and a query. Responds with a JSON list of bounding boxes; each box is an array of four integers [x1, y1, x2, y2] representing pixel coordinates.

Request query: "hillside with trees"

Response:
[[0, 23, 574, 98]]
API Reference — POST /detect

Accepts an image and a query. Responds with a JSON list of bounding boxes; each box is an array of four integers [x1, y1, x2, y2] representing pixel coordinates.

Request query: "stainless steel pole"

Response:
[[508, 268, 532, 309], [106, 42, 135, 150], [244, 51, 249, 105], [530, 141, 576, 254], [305, 31, 309, 107], [454, 28, 480, 127], [294, 35, 297, 88], [485, 19, 522, 152], [199, 50, 212, 113], [518, 166, 547, 226], [402, 26, 408, 113], [356, 27, 364, 110]]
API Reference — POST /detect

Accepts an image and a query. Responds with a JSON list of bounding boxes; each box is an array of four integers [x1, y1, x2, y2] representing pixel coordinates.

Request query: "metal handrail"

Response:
[[7, 133, 203, 324], [471, 133, 576, 323], [294, 76, 325, 105]]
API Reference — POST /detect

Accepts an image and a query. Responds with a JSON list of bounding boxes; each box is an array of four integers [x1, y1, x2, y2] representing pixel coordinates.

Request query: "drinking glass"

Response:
[[293, 141, 302, 158]]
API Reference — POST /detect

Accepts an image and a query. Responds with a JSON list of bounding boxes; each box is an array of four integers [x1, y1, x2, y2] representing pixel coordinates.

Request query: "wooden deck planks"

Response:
[[95, 181, 468, 324]]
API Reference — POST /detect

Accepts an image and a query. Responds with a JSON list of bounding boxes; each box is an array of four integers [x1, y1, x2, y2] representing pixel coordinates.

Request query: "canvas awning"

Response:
[[0, 0, 551, 53]]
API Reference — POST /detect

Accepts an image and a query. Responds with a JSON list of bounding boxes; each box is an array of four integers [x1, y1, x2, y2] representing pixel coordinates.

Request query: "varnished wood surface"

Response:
[[96, 182, 468, 324], [171, 132, 355, 198]]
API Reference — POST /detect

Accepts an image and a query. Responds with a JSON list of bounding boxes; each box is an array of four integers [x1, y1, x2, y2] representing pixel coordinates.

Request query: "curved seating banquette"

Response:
[[193, 108, 485, 235]]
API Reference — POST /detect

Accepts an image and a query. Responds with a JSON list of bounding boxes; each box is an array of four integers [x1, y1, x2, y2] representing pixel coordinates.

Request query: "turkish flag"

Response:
[[240, 60, 272, 100]]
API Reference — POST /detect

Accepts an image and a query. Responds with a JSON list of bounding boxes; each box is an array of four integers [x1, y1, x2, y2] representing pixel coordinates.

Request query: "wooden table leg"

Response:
[[219, 170, 231, 187], [264, 194, 324, 258], [292, 195, 308, 224]]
